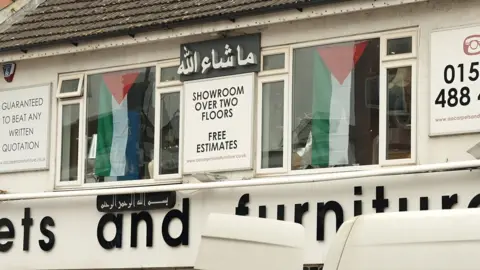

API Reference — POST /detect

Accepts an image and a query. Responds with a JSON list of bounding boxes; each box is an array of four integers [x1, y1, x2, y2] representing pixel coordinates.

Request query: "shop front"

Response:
[[1, 0, 480, 269]]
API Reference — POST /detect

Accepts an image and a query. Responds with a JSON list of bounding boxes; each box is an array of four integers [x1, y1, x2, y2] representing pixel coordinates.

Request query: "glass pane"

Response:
[[159, 92, 180, 175], [85, 67, 156, 183], [160, 66, 180, 82], [60, 78, 80, 94], [386, 66, 412, 160], [387, 37, 412, 56], [291, 38, 380, 170], [60, 103, 80, 182], [263, 54, 285, 71], [261, 81, 284, 169]]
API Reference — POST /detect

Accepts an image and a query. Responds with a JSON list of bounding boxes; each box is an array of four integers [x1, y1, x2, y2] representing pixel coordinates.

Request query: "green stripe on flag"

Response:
[[95, 81, 114, 176], [311, 52, 332, 167]]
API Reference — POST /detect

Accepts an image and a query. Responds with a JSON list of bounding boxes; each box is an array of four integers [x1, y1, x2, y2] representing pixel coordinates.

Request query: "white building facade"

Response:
[[1, 0, 480, 269]]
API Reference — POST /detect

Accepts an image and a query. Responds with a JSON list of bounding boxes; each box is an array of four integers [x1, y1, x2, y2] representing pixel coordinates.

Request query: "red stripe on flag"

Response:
[[316, 41, 368, 84], [102, 71, 141, 104]]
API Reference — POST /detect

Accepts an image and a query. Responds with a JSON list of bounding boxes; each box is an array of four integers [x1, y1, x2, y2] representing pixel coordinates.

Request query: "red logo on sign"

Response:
[[464, 35, 480, 55]]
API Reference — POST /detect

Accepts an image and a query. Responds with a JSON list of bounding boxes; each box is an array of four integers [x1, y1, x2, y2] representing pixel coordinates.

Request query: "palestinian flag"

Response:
[[311, 41, 368, 167], [95, 70, 143, 180]]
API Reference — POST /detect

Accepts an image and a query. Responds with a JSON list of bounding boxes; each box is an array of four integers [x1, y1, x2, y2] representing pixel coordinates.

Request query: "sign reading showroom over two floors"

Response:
[[0, 84, 51, 173], [179, 34, 261, 174]]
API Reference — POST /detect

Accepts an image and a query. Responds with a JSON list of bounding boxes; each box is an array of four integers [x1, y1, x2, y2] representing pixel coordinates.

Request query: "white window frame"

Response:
[[154, 85, 184, 181], [54, 61, 184, 190], [55, 99, 84, 188], [379, 59, 417, 166], [157, 59, 182, 88], [256, 74, 289, 175], [259, 46, 290, 77], [56, 73, 84, 98], [253, 28, 419, 178], [380, 29, 418, 62]]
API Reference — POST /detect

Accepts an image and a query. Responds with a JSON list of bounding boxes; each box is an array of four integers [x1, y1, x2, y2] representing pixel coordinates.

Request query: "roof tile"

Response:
[[0, 0, 348, 52]]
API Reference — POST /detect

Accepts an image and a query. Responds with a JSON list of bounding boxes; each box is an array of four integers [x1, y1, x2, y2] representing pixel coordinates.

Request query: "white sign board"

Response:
[[430, 25, 480, 136], [183, 73, 254, 173], [0, 84, 51, 172]]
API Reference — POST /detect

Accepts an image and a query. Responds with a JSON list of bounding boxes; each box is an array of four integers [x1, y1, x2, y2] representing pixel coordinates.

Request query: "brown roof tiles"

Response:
[[0, 0, 347, 52]]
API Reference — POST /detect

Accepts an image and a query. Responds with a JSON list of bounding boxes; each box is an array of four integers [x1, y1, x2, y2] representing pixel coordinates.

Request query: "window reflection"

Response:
[[60, 103, 80, 182], [159, 92, 180, 175], [60, 78, 80, 93], [261, 81, 284, 169], [84, 67, 156, 183], [292, 39, 380, 170], [386, 66, 412, 160], [263, 54, 285, 71]]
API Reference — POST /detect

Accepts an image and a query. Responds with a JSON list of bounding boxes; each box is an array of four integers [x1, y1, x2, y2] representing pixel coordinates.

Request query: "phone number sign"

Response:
[[430, 25, 480, 136]]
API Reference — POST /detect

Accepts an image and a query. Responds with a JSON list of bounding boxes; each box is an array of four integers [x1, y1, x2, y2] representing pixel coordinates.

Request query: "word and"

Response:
[[235, 185, 480, 241], [97, 198, 190, 249], [196, 130, 238, 153], [178, 45, 258, 75], [1, 98, 44, 111], [193, 86, 244, 121], [435, 62, 480, 108], [0, 208, 55, 253]]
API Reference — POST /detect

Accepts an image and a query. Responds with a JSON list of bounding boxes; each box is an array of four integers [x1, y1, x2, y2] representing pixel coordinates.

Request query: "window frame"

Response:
[[55, 98, 84, 188], [379, 59, 417, 166], [56, 73, 84, 98], [256, 74, 289, 175], [265, 29, 419, 178], [54, 29, 419, 188], [54, 61, 184, 190], [157, 59, 182, 88], [259, 46, 290, 77], [154, 85, 184, 182], [380, 30, 417, 62]]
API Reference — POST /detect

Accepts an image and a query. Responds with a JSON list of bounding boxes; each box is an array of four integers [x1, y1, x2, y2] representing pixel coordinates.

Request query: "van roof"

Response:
[[349, 208, 480, 245], [339, 209, 480, 270]]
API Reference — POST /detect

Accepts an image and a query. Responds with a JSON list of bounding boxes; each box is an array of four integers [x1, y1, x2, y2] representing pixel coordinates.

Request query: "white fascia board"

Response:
[[0, 0, 427, 62]]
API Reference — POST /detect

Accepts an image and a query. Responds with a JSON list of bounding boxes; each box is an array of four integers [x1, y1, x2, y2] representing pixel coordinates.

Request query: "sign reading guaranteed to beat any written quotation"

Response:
[[430, 25, 480, 136], [0, 84, 51, 172]]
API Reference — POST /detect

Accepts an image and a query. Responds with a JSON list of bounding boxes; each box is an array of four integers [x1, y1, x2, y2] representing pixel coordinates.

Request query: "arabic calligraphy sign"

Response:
[[177, 33, 261, 82], [96, 191, 176, 213]]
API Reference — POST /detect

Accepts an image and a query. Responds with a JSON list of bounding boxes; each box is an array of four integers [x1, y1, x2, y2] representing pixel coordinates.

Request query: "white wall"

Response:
[[1, 0, 480, 269]]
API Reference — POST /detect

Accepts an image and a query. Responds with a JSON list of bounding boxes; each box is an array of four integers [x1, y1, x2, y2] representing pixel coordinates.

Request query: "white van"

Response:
[[195, 213, 305, 270], [323, 208, 480, 270]]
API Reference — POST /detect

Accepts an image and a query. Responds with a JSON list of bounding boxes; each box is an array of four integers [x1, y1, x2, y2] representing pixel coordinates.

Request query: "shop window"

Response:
[[387, 37, 412, 56], [256, 29, 417, 175], [84, 67, 156, 184], [157, 59, 182, 87], [381, 31, 416, 61], [256, 75, 288, 174], [160, 66, 180, 82], [380, 60, 416, 165], [263, 53, 285, 71], [57, 101, 81, 182], [292, 38, 381, 170], [157, 89, 181, 177], [55, 63, 183, 189], [56, 74, 83, 98], [260, 47, 289, 76]]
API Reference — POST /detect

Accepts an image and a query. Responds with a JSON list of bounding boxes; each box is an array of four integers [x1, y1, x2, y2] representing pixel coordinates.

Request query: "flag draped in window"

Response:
[[310, 41, 368, 167], [95, 70, 142, 180]]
